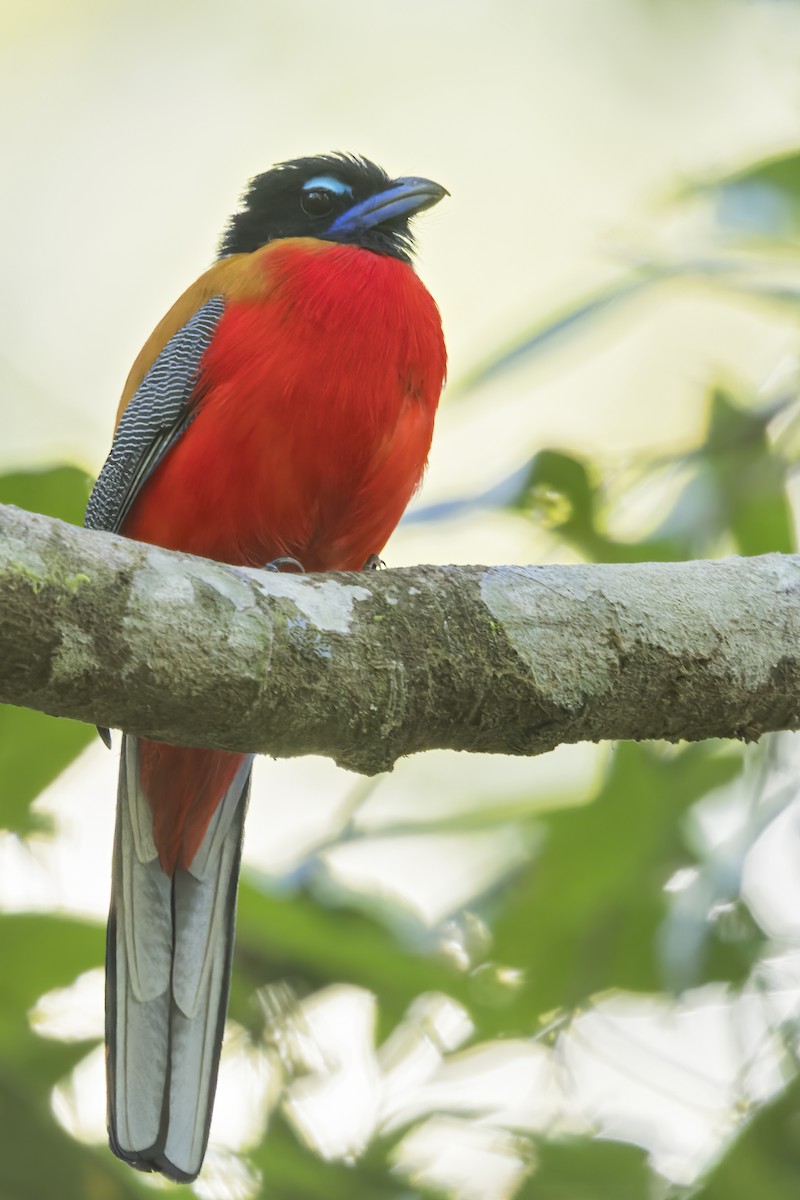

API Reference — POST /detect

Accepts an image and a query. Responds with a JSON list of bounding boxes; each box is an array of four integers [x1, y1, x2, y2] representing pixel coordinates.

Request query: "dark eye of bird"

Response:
[[301, 189, 335, 217]]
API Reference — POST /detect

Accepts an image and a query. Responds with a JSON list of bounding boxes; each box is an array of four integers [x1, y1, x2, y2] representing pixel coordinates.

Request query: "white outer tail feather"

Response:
[[107, 735, 252, 1182]]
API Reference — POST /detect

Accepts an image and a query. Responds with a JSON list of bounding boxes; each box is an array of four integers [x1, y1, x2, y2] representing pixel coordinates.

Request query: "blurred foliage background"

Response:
[[3, 0, 800, 1197]]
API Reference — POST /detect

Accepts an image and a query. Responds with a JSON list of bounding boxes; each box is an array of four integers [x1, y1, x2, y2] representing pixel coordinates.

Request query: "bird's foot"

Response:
[[362, 554, 385, 571], [264, 556, 306, 573]]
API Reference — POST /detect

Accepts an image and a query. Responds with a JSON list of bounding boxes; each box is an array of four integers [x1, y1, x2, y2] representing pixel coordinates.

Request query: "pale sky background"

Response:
[[3, 0, 800, 1196]]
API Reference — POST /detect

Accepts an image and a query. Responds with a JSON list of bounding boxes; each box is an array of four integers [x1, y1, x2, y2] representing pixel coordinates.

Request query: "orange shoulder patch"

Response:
[[114, 251, 276, 427]]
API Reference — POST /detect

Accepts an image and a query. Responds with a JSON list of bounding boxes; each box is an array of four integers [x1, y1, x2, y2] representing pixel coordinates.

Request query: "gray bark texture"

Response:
[[1, 501, 799, 775]]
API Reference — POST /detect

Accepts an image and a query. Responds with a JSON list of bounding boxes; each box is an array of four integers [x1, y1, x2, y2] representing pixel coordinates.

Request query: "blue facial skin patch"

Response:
[[327, 178, 446, 236], [302, 175, 354, 197]]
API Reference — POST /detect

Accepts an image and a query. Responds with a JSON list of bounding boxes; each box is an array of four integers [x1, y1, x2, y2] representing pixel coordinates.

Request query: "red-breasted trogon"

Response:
[[85, 153, 447, 1182]]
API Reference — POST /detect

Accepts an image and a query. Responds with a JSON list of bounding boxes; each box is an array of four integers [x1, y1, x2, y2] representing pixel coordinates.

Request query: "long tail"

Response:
[[106, 735, 252, 1182]]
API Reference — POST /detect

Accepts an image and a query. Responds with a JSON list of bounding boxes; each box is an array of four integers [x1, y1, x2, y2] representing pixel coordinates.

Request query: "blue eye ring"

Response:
[[302, 175, 353, 197], [300, 174, 353, 218]]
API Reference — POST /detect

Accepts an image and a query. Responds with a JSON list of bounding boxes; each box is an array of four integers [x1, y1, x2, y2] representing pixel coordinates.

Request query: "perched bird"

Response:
[[85, 153, 447, 1182]]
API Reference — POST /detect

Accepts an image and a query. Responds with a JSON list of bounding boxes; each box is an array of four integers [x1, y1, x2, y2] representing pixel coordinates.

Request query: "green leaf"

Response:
[[410, 448, 687, 561], [249, 1116, 409, 1200], [0, 914, 103, 1056], [0, 464, 92, 526], [702, 390, 793, 556], [695, 1073, 800, 1199], [511, 450, 684, 563], [487, 744, 747, 1032], [0, 705, 94, 835], [0, 465, 96, 834], [0, 1071, 147, 1200], [233, 876, 467, 1034], [412, 382, 795, 564], [518, 1136, 652, 1200], [0, 913, 142, 1200]]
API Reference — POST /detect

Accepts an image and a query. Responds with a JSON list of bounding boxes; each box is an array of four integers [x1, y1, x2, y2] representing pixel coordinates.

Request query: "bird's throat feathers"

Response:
[[245, 237, 444, 396]]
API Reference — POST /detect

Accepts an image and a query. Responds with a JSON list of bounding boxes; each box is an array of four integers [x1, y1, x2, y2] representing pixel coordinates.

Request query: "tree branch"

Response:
[[1, 502, 799, 773]]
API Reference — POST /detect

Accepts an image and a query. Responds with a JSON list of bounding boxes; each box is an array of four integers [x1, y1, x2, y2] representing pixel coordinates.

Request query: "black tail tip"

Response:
[[108, 1130, 200, 1184]]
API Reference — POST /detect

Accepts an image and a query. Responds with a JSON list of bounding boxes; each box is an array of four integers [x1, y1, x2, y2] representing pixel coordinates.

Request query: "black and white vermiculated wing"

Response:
[[85, 296, 226, 535]]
